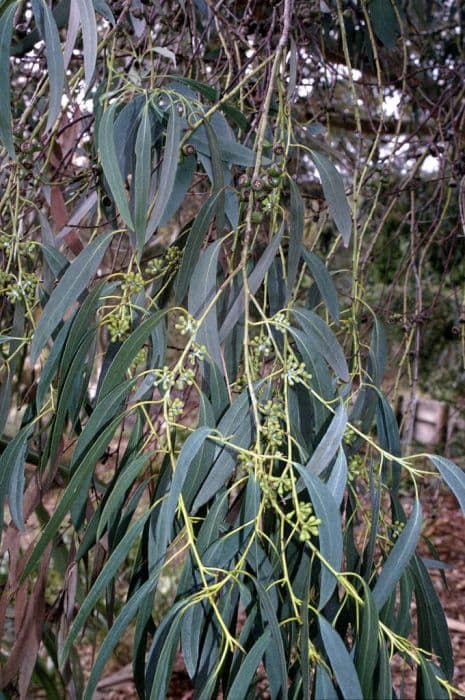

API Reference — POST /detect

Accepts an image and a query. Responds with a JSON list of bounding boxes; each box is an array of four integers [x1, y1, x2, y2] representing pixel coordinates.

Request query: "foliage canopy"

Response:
[[0, 0, 465, 698]]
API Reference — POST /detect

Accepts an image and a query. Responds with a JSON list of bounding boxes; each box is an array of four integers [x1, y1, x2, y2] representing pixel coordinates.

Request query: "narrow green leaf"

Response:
[[372, 500, 422, 609], [188, 239, 224, 372], [175, 190, 223, 304], [204, 120, 225, 236], [220, 224, 284, 342], [156, 427, 212, 553], [98, 310, 166, 399], [355, 583, 379, 698], [287, 177, 304, 292], [296, 465, 343, 609], [376, 637, 392, 700], [93, 0, 114, 24], [147, 610, 184, 700], [0, 424, 33, 530], [79, 0, 98, 88], [410, 554, 453, 680], [368, 0, 400, 49], [31, 231, 112, 362], [97, 453, 151, 541], [226, 630, 271, 699], [319, 616, 363, 699], [326, 448, 347, 507], [291, 308, 349, 381], [430, 455, 465, 517], [60, 509, 151, 667], [36, 317, 73, 408], [99, 103, 134, 229], [314, 666, 338, 700], [32, 0, 65, 131], [191, 388, 254, 512], [145, 106, 181, 241], [254, 580, 288, 700], [82, 575, 159, 700], [306, 403, 347, 476], [301, 248, 340, 325], [309, 151, 352, 246], [0, 3, 16, 157], [159, 153, 196, 227], [417, 659, 449, 700], [22, 415, 122, 580], [133, 105, 152, 253]]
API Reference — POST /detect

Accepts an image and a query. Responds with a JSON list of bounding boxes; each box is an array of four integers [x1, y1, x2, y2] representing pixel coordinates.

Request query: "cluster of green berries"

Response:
[[288, 501, 321, 542], [272, 312, 290, 330], [250, 333, 273, 359], [237, 149, 287, 224], [284, 357, 311, 386], [121, 270, 144, 296], [390, 519, 405, 541], [167, 397, 184, 421], [0, 234, 36, 258], [146, 246, 181, 279], [0, 270, 38, 305], [175, 313, 198, 337], [348, 454, 364, 481], [343, 425, 357, 446], [106, 304, 132, 342], [260, 399, 285, 447], [187, 342, 206, 365]]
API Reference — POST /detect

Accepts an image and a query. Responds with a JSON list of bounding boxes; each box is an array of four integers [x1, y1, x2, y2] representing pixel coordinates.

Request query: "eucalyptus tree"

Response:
[[0, 1, 464, 698]]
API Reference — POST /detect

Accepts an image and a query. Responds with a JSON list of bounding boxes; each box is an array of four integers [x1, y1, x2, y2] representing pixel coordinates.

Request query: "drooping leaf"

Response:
[[188, 239, 224, 372], [372, 500, 422, 610], [355, 583, 379, 698], [305, 403, 347, 476], [226, 630, 271, 699], [0, 3, 16, 157], [309, 150, 352, 246], [319, 616, 363, 699], [133, 104, 152, 253], [287, 177, 304, 292], [220, 224, 285, 342], [417, 659, 449, 700], [291, 308, 349, 381], [22, 415, 123, 579], [368, 0, 401, 49], [60, 510, 152, 667], [98, 103, 134, 230], [32, 0, 65, 131], [430, 455, 465, 517], [296, 466, 343, 609], [31, 231, 113, 362], [145, 105, 181, 240], [326, 448, 347, 507], [159, 153, 196, 227], [301, 248, 340, 325], [78, 0, 98, 88], [175, 190, 227, 304], [204, 120, 225, 237]]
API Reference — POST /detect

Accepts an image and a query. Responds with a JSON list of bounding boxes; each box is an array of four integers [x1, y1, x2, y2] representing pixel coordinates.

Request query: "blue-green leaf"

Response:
[[319, 616, 363, 699], [306, 403, 347, 476], [226, 630, 271, 699], [220, 224, 284, 342], [368, 0, 400, 49], [372, 500, 422, 609], [133, 104, 152, 253], [296, 466, 343, 608], [301, 249, 340, 325], [430, 455, 465, 517], [32, 0, 65, 131], [309, 151, 352, 246], [31, 231, 113, 362], [291, 308, 349, 381], [99, 103, 134, 229], [326, 448, 347, 507], [145, 106, 181, 240], [79, 0, 98, 88], [188, 239, 224, 372], [176, 190, 227, 304], [287, 177, 304, 292], [0, 3, 16, 157]]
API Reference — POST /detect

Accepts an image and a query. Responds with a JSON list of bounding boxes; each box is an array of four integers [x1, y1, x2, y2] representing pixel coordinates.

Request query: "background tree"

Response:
[[0, 0, 465, 698]]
